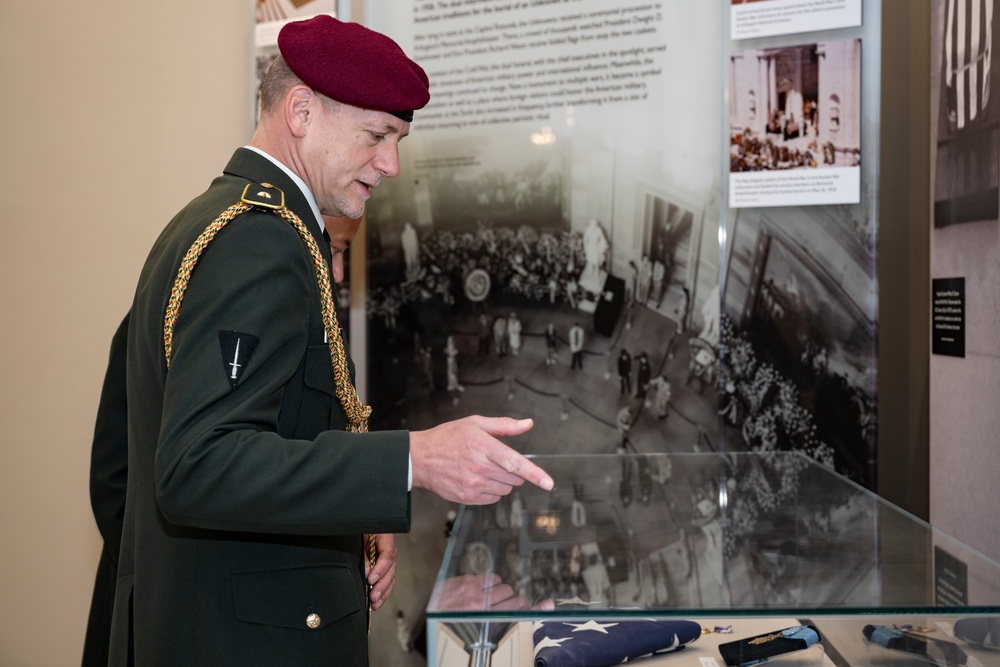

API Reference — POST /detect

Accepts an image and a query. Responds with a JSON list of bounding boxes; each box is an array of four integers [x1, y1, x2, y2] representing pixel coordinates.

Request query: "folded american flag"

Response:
[[532, 618, 702, 667]]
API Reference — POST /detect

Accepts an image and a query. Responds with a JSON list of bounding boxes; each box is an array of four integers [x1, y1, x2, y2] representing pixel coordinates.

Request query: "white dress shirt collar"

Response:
[[243, 145, 325, 234]]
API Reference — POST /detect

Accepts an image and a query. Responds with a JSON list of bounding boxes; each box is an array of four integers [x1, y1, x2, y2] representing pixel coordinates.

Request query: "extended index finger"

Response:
[[497, 449, 553, 491]]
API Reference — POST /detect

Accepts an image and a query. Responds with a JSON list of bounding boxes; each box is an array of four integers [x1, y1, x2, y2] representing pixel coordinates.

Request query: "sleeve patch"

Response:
[[218, 330, 261, 390]]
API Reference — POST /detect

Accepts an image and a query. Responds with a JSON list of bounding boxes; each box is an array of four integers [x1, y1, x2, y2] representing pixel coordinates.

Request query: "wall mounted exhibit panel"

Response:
[[720, 2, 881, 491], [362, 2, 726, 663]]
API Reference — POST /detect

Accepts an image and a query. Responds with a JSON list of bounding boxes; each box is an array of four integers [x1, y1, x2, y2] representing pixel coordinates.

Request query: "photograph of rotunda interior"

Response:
[[363, 129, 721, 462], [360, 125, 729, 648], [357, 110, 883, 658], [409, 198, 883, 651]]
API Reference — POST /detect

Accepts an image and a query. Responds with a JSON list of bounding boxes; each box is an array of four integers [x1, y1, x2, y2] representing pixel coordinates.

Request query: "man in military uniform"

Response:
[[108, 16, 552, 666], [82, 216, 362, 667]]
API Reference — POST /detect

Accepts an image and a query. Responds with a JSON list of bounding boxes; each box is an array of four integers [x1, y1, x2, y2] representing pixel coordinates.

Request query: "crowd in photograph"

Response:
[[717, 315, 836, 465], [729, 129, 821, 172], [367, 222, 591, 328], [730, 124, 861, 172]]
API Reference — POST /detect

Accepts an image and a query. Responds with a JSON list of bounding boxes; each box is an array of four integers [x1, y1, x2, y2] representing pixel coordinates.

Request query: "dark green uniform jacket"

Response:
[[109, 148, 410, 666], [82, 314, 129, 667]]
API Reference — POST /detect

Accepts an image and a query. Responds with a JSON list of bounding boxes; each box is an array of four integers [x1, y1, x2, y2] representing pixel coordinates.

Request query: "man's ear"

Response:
[[285, 85, 315, 138]]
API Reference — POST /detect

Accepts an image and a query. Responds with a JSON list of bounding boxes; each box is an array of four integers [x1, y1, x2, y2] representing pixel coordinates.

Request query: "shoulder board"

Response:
[[240, 182, 285, 210]]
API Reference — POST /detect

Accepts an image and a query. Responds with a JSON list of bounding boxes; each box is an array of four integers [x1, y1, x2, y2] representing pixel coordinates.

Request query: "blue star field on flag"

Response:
[[532, 616, 702, 667]]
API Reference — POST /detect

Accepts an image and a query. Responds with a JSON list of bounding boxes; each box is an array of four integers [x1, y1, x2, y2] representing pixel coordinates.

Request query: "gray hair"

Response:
[[258, 55, 342, 119]]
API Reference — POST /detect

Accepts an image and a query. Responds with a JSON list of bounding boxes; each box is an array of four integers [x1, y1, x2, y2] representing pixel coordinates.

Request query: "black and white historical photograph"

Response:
[[719, 204, 877, 489], [932, 0, 1000, 227], [363, 125, 723, 661], [364, 127, 721, 459], [360, 2, 726, 662]]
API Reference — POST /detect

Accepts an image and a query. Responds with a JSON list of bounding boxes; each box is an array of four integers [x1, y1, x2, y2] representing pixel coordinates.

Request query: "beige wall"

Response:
[[0, 1, 253, 664]]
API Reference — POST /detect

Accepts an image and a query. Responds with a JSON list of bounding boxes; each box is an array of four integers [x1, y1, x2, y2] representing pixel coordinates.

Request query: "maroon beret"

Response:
[[278, 15, 430, 123]]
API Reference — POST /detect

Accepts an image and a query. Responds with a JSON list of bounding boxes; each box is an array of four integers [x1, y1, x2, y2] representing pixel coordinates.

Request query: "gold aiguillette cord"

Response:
[[163, 188, 376, 634]]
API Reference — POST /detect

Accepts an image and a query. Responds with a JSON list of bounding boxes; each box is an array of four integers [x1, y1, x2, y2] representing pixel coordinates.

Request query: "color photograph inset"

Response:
[[729, 39, 862, 208]]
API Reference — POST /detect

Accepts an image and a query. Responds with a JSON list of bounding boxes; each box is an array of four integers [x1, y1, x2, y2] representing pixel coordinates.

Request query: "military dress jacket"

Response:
[[82, 314, 129, 667], [109, 148, 410, 666]]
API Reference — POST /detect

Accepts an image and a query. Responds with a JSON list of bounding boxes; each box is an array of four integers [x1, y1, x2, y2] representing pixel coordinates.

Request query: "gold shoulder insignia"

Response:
[[241, 182, 285, 210]]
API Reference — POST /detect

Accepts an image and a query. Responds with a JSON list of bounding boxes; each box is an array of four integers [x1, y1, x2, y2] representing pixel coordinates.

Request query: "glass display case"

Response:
[[425, 453, 1000, 667]]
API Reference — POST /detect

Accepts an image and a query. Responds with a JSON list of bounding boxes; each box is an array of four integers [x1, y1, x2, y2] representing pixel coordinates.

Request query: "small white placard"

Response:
[[731, 0, 862, 41], [729, 166, 860, 208]]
